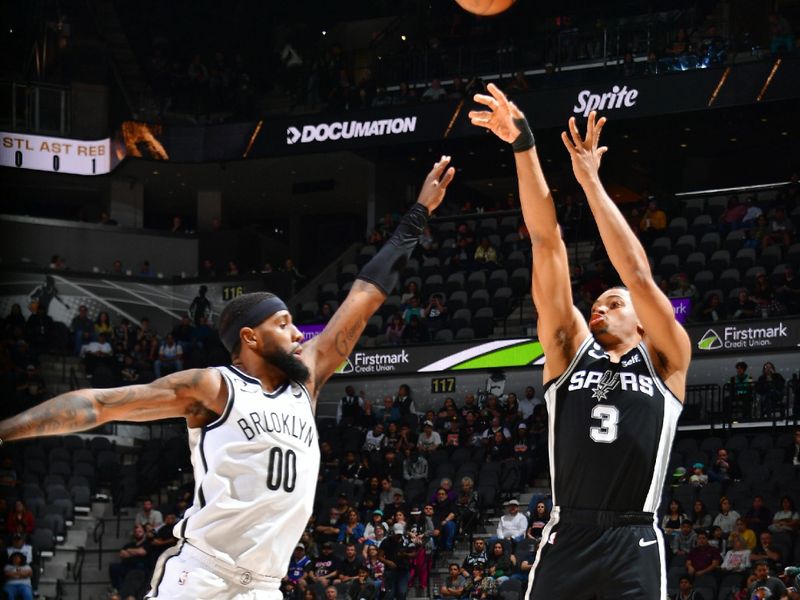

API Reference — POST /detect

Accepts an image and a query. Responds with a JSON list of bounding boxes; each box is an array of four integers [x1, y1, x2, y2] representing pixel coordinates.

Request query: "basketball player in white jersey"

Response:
[[470, 84, 691, 598], [0, 157, 455, 600]]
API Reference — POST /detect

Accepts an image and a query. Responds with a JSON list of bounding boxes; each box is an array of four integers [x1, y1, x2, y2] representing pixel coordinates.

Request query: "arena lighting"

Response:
[[675, 180, 790, 196], [706, 66, 731, 107], [756, 58, 782, 102], [443, 99, 464, 138], [242, 119, 263, 158]]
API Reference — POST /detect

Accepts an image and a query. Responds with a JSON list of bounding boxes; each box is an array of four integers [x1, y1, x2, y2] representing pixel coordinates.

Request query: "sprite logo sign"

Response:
[[698, 329, 723, 351]]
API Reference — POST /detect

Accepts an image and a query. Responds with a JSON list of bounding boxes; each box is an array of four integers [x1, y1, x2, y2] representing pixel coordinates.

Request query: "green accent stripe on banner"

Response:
[[451, 341, 544, 371]]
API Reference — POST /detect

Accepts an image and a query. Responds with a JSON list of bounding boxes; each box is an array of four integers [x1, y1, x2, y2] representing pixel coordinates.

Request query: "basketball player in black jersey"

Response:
[[470, 84, 691, 599]]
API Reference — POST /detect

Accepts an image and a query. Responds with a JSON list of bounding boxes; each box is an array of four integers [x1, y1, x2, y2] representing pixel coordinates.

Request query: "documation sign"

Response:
[[287, 117, 418, 145], [573, 85, 639, 118]]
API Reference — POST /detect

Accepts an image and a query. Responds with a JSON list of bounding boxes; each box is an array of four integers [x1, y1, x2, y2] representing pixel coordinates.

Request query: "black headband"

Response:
[[220, 296, 288, 353]]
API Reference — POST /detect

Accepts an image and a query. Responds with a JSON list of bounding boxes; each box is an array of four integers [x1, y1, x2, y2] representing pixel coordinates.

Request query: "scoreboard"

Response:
[[0, 131, 122, 176]]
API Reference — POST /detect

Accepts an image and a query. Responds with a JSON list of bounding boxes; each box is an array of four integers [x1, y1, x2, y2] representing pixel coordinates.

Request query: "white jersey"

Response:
[[175, 365, 320, 577]]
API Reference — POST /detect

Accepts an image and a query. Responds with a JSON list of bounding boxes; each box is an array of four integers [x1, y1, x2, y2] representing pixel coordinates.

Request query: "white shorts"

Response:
[[146, 541, 283, 600]]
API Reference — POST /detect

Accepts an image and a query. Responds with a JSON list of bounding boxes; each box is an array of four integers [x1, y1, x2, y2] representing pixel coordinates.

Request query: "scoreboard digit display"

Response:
[[0, 132, 120, 176]]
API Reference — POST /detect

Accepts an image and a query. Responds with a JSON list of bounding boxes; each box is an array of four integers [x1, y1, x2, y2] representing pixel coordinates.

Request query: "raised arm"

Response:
[[302, 157, 455, 396], [561, 112, 691, 399], [0, 368, 226, 442], [469, 83, 588, 380]]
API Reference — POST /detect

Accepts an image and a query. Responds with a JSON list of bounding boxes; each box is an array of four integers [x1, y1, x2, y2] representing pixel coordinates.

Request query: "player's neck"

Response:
[[233, 359, 288, 393]]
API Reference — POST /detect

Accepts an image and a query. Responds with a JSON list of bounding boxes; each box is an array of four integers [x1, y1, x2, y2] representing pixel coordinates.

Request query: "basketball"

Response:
[[454, 0, 516, 16]]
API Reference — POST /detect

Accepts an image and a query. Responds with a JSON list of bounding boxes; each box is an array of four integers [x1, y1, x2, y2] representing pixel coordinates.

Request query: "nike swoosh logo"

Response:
[[638, 538, 658, 547]]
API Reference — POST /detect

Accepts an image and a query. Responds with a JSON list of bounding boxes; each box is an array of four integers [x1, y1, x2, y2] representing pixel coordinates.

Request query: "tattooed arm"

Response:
[[302, 280, 387, 398], [0, 368, 227, 442]]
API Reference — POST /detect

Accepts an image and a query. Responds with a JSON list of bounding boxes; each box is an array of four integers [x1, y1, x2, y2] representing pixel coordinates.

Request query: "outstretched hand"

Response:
[[417, 155, 456, 213], [561, 111, 608, 186], [468, 83, 525, 143]]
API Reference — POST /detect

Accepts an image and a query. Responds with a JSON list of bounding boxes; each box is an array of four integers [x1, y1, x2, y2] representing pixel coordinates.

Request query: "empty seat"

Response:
[[674, 234, 697, 260], [505, 250, 526, 271], [488, 269, 509, 295], [448, 290, 468, 313], [466, 271, 486, 294], [706, 196, 727, 219], [718, 268, 741, 293], [667, 217, 688, 239], [472, 307, 495, 338], [338, 263, 358, 287], [31, 527, 55, 557], [510, 268, 530, 295], [734, 248, 756, 271], [693, 270, 715, 295], [455, 327, 475, 340], [420, 257, 441, 280], [658, 254, 680, 279], [699, 232, 721, 255], [445, 272, 465, 296], [364, 315, 383, 338], [434, 329, 454, 342], [690, 214, 714, 236], [468, 289, 490, 313], [682, 198, 704, 224], [650, 237, 672, 262], [685, 252, 707, 276], [759, 245, 782, 272], [450, 308, 471, 332], [724, 230, 747, 254], [491, 287, 514, 318], [424, 274, 444, 296], [356, 245, 377, 268], [708, 250, 731, 274]]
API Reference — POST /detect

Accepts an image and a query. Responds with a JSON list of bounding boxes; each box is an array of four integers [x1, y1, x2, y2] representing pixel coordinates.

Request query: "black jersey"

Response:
[[544, 335, 682, 512]]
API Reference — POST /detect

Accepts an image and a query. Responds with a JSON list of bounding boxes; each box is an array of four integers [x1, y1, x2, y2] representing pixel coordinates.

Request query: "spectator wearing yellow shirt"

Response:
[[728, 517, 757, 551]]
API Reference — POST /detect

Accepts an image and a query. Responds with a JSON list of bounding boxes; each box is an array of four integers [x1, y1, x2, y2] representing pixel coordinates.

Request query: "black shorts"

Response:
[[526, 508, 665, 600]]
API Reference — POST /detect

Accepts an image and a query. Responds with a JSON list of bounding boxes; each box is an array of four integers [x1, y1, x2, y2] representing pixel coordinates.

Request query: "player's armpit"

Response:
[[302, 280, 386, 394], [0, 368, 225, 441]]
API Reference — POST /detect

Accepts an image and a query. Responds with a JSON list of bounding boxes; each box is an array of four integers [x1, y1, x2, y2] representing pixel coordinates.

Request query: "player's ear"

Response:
[[241, 327, 258, 349]]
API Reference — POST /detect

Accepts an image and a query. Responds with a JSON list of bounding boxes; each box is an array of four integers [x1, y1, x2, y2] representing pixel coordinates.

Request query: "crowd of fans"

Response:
[[98, 2, 798, 122]]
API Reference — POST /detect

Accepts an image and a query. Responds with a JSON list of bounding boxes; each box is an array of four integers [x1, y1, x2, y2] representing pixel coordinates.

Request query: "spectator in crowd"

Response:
[[689, 463, 708, 488], [6, 534, 32, 565], [135, 318, 159, 361], [713, 497, 741, 536], [463, 563, 497, 600], [708, 526, 727, 556], [407, 507, 434, 591], [638, 200, 667, 242], [686, 530, 721, 579], [286, 543, 311, 591], [769, 496, 799, 534], [431, 488, 458, 551], [728, 362, 755, 420], [756, 362, 786, 418], [402, 448, 428, 482], [423, 294, 448, 334], [728, 518, 757, 551], [379, 523, 414, 600], [461, 539, 489, 578], [6, 501, 33, 537], [527, 500, 549, 543], [474, 238, 500, 269], [189, 286, 212, 326], [421, 79, 447, 102], [745, 497, 774, 537], [441, 563, 467, 598], [662, 500, 688, 539], [149, 512, 178, 558], [696, 292, 726, 322], [750, 532, 783, 574], [135, 499, 164, 530], [748, 561, 788, 598], [70, 305, 94, 354], [672, 520, 698, 559], [672, 575, 704, 600], [787, 430, 800, 466], [728, 289, 758, 320], [775, 266, 800, 313], [752, 272, 780, 317], [109, 525, 151, 591], [455, 477, 480, 538], [720, 196, 747, 232], [385, 314, 405, 346], [15, 365, 47, 407], [417, 421, 442, 454], [763, 207, 795, 249], [4, 551, 33, 600], [282, 258, 306, 294], [691, 500, 713, 533], [335, 542, 365, 586], [153, 333, 183, 378], [490, 499, 527, 547], [338, 385, 364, 426], [402, 315, 429, 344], [346, 564, 377, 600], [721, 535, 752, 573], [308, 542, 341, 589], [338, 511, 366, 546], [486, 541, 516, 586]]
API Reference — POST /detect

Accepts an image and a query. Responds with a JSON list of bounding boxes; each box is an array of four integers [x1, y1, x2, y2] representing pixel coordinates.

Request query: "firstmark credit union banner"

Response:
[[689, 318, 800, 354], [333, 338, 545, 377]]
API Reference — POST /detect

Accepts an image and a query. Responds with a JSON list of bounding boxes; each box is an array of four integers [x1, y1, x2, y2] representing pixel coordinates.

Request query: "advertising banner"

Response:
[[670, 298, 692, 324], [120, 58, 800, 162], [688, 318, 800, 354]]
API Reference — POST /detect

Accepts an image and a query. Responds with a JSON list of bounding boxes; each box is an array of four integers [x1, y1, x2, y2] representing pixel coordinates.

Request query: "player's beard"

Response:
[[262, 345, 310, 383]]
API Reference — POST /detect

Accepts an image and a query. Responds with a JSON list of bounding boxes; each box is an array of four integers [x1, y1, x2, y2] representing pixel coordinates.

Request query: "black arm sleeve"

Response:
[[357, 203, 430, 296]]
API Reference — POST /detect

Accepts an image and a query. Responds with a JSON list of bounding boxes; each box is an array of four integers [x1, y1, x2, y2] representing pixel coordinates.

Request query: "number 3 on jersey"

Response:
[[590, 404, 619, 443]]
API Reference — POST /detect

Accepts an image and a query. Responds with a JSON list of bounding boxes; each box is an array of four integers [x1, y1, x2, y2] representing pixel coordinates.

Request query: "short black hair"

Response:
[[736, 361, 748, 370], [218, 292, 279, 356]]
